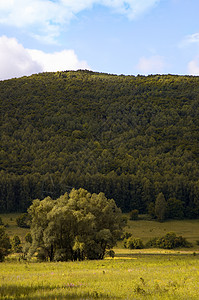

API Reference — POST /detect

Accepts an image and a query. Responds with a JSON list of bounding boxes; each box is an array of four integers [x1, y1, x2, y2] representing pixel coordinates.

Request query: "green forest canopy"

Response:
[[0, 70, 199, 217]]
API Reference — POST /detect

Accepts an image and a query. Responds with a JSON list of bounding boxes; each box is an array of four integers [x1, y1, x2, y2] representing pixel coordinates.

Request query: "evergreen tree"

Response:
[[155, 192, 167, 222]]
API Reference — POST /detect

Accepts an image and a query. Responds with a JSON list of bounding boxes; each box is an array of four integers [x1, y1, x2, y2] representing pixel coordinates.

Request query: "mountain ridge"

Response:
[[0, 70, 199, 217]]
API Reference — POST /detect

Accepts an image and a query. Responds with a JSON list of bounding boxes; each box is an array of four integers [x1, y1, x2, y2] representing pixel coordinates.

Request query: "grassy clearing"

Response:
[[120, 216, 199, 249], [0, 213, 29, 243], [0, 256, 199, 299]]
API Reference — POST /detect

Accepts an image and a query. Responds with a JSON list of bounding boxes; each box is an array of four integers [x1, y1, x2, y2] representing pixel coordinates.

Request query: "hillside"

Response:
[[0, 70, 199, 217]]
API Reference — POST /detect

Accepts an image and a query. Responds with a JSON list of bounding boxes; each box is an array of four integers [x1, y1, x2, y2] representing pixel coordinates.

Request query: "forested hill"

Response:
[[1, 70, 199, 217]]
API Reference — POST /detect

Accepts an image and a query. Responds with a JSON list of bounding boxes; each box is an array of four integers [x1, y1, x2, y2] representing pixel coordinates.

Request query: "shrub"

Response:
[[0, 226, 11, 261], [16, 213, 30, 228], [0, 217, 4, 226], [122, 232, 132, 240], [25, 232, 32, 244], [146, 232, 192, 249], [130, 209, 139, 220], [124, 237, 144, 249], [11, 235, 22, 253]]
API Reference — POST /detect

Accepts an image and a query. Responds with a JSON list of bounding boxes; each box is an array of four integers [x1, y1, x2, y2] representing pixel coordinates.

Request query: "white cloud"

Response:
[[137, 55, 166, 74], [180, 32, 199, 47], [27, 49, 90, 72], [0, 36, 41, 80], [0, 36, 90, 80], [188, 58, 199, 75], [0, 0, 160, 43]]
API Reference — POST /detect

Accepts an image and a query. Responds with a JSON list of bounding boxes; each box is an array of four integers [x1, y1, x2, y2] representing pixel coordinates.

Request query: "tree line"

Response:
[[0, 70, 199, 218]]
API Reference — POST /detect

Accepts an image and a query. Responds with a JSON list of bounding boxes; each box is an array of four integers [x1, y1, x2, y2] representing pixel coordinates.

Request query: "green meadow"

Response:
[[0, 256, 199, 299], [0, 214, 199, 299]]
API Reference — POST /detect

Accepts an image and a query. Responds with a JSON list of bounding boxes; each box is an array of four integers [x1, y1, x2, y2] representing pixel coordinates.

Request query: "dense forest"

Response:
[[0, 70, 199, 218]]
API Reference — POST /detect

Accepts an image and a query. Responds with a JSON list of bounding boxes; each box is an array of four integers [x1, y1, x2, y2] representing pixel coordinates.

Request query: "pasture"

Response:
[[0, 213, 199, 299], [0, 255, 199, 299]]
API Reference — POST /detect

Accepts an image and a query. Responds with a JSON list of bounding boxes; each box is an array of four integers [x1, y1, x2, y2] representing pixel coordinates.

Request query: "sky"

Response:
[[0, 0, 199, 80]]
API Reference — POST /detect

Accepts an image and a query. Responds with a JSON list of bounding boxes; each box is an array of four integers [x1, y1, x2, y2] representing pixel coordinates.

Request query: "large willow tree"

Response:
[[28, 188, 125, 261]]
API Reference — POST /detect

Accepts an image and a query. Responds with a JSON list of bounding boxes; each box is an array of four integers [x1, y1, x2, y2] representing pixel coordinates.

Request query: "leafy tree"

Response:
[[147, 202, 155, 218], [23, 232, 33, 259], [124, 236, 144, 249], [16, 213, 30, 228], [155, 192, 167, 222], [0, 226, 11, 261], [28, 188, 125, 261], [25, 232, 32, 244], [11, 235, 22, 253]]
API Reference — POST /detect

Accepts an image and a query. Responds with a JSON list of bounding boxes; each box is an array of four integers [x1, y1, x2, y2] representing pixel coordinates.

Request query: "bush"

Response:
[[130, 209, 139, 220], [124, 237, 144, 249], [0, 226, 11, 261], [122, 232, 132, 240], [146, 232, 192, 249], [16, 213, 30, 228], [25, 232, 32, 244], [0, 217, 4, 226], [11, 235, 22, 253]]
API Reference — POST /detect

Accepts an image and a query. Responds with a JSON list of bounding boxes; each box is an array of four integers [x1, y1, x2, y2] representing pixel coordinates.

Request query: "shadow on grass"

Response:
[[0, 284, 119, 299]]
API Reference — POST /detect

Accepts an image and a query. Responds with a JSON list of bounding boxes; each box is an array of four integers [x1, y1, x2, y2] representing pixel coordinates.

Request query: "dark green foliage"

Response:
[[147, 202, 155, 218], [146, 232, 192, 249], [11, 235, 22, 253], [155, 193, 167, 222], [0, 226, 11, 261], [25, 232, 32, 244], [130, 209, 139, 220], [1, 71, 199, 218], [16, 213, 30, 228], [124, 236, 144, 249], [122, 232, 132, 240], [166, 198, 184, 219], [28, 188, 125, 261], [0, 217, 4, 226]]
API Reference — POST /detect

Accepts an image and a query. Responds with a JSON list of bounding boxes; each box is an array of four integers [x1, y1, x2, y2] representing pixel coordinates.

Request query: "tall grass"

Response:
[[0, 256, 199, 299]]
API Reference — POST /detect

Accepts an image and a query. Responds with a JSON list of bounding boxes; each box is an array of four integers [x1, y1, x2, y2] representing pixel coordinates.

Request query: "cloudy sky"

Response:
[[0, 0, 199, 80]]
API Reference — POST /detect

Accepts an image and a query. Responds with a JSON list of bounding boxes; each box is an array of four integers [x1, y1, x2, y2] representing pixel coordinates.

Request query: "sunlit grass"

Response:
[[0, 213, 199, 299], [0, 256, 199, 299]]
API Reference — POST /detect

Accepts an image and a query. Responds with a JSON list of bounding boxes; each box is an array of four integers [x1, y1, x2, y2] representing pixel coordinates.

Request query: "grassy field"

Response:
[[0, 213, 29, 243], [0, 213, 199, 299], [0, 256, 199, 299], [121, 216, 199, 249]]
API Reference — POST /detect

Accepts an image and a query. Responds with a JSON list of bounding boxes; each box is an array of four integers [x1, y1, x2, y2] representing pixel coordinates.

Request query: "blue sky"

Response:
[[0, 0, 199, 80]]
